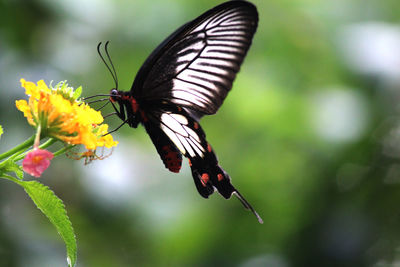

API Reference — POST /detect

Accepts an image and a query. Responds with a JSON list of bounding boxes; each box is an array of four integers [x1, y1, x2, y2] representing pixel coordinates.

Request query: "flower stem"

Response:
[[13, 138, 58, 162], [34, 125, 41, 148], [0, 135, 35, 161], [0, 174, 20, 184], [39, 138, 58, 150]]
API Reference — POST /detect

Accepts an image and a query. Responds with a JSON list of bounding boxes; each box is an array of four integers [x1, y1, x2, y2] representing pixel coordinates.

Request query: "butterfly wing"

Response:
[[145, 105, 234, 197], [144, 105, 214, 197], [145, 105, 263, 222], [130, 1, 262, 222], [131, 1, 258, 116], [144, 122, 183, 173]]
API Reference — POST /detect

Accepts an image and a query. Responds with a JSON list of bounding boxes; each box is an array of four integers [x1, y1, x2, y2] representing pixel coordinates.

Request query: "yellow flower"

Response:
[[16, 79, 118, 150]]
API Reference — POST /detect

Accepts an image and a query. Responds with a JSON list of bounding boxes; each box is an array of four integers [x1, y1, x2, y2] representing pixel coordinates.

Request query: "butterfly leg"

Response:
[[109, 99, 128, 123]]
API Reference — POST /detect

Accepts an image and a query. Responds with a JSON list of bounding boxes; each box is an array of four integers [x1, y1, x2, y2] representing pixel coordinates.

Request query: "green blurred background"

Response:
[[1, 0, 400, 266]]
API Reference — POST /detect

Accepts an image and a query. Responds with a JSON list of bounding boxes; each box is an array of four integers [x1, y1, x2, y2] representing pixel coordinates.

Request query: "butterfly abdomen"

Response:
[[144, 120, 183, 173]]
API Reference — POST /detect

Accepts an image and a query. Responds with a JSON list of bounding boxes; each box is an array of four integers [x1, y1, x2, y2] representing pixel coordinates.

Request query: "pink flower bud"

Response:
[[23, 149, 54, 177]]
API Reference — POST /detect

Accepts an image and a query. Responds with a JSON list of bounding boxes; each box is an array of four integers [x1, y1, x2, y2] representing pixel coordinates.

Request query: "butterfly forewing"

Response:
[[132, 1, 258, 116]]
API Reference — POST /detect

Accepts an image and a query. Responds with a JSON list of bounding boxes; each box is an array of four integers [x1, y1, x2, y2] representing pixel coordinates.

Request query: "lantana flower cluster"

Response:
[[15, 79, 117, 177]]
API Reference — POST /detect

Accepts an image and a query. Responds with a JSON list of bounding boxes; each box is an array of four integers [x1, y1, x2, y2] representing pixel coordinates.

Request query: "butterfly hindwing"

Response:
[[142, 105, 263, 222], [131, 1, 258, 116], [189, 144, 236, 199], [146, 104, 240, 199], [188, 141, 263, 223]]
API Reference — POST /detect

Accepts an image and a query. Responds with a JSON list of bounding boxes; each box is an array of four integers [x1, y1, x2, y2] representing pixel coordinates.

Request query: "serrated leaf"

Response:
[[17, 180, 77, 267]]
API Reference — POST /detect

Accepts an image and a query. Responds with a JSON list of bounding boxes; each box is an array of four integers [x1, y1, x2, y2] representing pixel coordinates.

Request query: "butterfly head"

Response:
[[109, 88, 121, 103], [109, 88, 141, 128]]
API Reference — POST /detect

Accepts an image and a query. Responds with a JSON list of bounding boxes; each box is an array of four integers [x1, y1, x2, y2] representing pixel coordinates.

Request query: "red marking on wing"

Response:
[[207, 143, 212, 153], [188, 158, 192, 167], [201, 173, 210, 187], [193, 122, 199, 129], [162, 145, 182, 173], [217, 173, 224, 181]]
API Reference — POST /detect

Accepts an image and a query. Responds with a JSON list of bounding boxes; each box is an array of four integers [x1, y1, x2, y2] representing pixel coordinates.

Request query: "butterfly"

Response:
[[100, 0, 262, 223]]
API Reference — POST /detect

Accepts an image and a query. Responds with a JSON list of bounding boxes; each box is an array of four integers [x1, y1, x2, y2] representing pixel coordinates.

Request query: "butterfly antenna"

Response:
[[86, 97, 110, 105], [105, 41, 119, 90], [97, 42, 118, 89]]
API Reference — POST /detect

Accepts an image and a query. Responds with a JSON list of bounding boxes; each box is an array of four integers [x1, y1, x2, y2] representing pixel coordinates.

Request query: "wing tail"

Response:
[[190, 145, 263, 224]]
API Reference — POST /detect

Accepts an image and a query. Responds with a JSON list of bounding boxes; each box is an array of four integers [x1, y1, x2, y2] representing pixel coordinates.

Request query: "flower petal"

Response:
[[17, 79, 118, 151], [23, 149, 54, 178]]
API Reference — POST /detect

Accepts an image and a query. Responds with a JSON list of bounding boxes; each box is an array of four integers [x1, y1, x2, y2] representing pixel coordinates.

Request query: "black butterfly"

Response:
[[100, 0, 262, 223]]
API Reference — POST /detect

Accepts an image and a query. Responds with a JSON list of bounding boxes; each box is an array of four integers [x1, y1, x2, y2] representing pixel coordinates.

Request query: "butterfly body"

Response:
[[108, 0, 263, 223]]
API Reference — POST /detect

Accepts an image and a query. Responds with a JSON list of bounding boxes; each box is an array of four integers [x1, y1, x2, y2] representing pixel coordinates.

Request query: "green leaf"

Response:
[[17, 180, 77, 267], [2, 160, 24, 180], [0, 125, 3, 138], [73, 86, 82, 100]]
